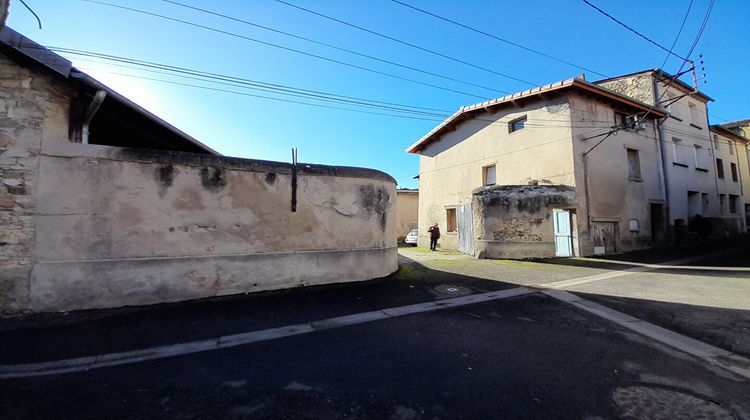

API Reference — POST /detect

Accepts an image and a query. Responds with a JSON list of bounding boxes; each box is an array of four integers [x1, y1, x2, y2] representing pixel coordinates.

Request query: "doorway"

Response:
[[553, 210, 573, 257], [650, 203, 665, 243], [456, 203, 474, 255], [592, 221, 619, 255]]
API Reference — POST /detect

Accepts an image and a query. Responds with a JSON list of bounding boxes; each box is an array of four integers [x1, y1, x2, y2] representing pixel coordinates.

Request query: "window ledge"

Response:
[[690, 123, 703, 130], [695, 167, 709, 172], [628, 177, 643, 182], [672, 162, 689, 168]]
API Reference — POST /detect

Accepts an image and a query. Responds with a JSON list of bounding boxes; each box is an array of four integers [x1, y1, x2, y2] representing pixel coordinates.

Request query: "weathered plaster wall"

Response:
[[473, 185, 576, 259], [0, 52, 73, 312], [569, 93, 665, 255], [712, 129, 748, 234], [14, 143, 397, 313], [395, 190, 418, 241], [416, 98, 577, 250]]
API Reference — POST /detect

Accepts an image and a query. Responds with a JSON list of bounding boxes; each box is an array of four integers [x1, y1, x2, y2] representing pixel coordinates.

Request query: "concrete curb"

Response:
[[0, 287, 534, 378], [543, 289, 750, 381]]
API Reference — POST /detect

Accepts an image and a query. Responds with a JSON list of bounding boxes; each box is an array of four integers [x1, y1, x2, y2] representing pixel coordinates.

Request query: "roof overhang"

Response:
[[0, 26, 220, 155], [406, 77, 667, 154], [711, 125, 748, 143]]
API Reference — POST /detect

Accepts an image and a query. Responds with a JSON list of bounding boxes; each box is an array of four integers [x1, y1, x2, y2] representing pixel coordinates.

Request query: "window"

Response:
[[716, 158, 724, 179], [694, 145, 708, 170], [508, 116, 527, 133], [483, 165, 496, 186], [719, 194, 726, 214], [688, 103, 701, 127], [626, 148, 641, 180], [446, 208, 457, 232], [729, 143, 734, 155], [731, 163, 738, 182], [614, 112, 628, 129], [672, 137, 686, 166], [729, 195, 738, 214], [713, 135, 720, 149]]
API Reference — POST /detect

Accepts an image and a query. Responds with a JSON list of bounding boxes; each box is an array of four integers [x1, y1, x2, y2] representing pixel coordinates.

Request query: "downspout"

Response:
[[653, 78, 671, 242], [81, 90, 107, 144], [652, 117, 673, 242]]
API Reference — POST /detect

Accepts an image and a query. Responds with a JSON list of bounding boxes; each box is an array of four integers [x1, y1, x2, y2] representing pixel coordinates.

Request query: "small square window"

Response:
[[446, 208, 457, 232], [614, 112, 628, 129], [483, 164, 496, 186], [509, 116, 527, 133]]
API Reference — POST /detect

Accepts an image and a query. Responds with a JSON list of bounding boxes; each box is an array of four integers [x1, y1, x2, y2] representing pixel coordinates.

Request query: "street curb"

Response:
[[0, 287, 534, 378], [543, 289, 750, 381]]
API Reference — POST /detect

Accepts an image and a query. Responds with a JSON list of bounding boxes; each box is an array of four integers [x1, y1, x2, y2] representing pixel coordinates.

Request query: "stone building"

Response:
[[408, 70, 748, 258], [0, 28, 397, 314]]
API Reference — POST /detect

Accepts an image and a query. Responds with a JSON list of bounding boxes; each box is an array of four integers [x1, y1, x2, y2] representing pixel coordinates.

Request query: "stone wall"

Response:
[[4, 143, 397, 313], [472, 185, 577, 259], [597, 73, 655, 105], [0, 50, 398, 314], [0, 52, 73, 312]]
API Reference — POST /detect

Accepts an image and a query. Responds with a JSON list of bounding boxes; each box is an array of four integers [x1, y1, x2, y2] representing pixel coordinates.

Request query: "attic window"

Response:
[[509, 116, 527, 133]]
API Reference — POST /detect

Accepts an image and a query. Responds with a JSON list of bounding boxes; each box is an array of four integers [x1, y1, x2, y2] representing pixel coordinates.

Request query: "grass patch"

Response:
[[390, 263, 426, 281]]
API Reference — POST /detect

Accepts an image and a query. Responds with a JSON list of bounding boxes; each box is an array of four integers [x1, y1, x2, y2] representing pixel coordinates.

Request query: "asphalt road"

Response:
[[2, 292, 748, 419], [1, 244, 749, 419]]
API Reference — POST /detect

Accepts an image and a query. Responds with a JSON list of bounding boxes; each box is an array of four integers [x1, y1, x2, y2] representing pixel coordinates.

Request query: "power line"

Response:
[[44, 44, 623, 129], [273, 0, 538, 87], [83, 0, 492, 100], [581, 0, 688, 62], [389, 0, 609, 78], [161, 0, 511, 96], [660, 0, 694, 69], [45, 45, 451, 115]]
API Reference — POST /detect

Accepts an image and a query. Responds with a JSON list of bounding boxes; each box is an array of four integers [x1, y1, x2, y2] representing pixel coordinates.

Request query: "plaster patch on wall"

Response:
[[155, 164, 175, 197]]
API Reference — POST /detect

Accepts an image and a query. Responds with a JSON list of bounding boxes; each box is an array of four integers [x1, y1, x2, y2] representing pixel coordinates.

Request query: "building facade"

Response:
[[409, 71, 748, 258]]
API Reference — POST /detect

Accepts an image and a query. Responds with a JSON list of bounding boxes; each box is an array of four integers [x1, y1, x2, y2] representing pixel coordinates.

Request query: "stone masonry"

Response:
[[0, 52, 72, 313]]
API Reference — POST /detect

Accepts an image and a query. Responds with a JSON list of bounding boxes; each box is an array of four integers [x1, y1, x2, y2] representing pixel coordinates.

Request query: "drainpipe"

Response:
[[656, 118, 671, 240], [653, 78, 671, 243], [81, 90, 107, 144]]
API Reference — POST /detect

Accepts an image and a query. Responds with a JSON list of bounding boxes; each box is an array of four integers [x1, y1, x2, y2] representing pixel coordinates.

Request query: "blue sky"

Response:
[[8, 0, 748, 188]]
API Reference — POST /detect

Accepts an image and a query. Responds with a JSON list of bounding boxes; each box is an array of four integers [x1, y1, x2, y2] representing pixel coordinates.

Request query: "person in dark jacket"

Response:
[[427, 223, 441, 251]]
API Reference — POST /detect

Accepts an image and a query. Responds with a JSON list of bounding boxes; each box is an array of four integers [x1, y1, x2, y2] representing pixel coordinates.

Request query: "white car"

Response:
[[405, 229, 418, 246]]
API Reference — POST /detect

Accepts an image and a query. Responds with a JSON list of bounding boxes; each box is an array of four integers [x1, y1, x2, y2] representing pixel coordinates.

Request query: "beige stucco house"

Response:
[[395, 188, 418, 243], [0, 28, 397, 314], [408, 70, 748, 258]]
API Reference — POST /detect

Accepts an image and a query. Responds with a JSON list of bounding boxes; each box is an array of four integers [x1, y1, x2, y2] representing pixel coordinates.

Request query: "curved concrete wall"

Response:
[[18, 143, 398, 313]]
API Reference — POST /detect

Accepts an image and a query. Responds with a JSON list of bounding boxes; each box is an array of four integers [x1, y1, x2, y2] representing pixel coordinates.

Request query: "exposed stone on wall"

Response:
[[597, 74, 655, 106], [472, 185, 577, 259], [0, 52, 72, 313]]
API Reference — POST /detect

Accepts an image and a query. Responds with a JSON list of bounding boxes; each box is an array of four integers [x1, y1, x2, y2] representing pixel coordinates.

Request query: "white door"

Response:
[[553, 210, 573, 257]]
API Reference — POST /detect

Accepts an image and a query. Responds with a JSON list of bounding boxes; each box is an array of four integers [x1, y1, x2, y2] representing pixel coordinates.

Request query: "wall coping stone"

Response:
[[41, 142, 396, 184]]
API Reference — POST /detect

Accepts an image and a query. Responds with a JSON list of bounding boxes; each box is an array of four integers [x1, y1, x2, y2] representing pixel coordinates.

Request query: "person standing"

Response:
[[428, 223, 441, 251]]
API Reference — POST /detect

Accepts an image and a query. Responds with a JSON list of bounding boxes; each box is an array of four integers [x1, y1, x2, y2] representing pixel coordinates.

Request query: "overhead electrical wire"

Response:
[[82, 0, 492, 100], [389, 0, 609, 78], [272, 0, 538, 87], [659, 0, 694, 70], [41, 44, 621, 129], [581, 0, 688, 62], [160, 0, 511, 96]]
